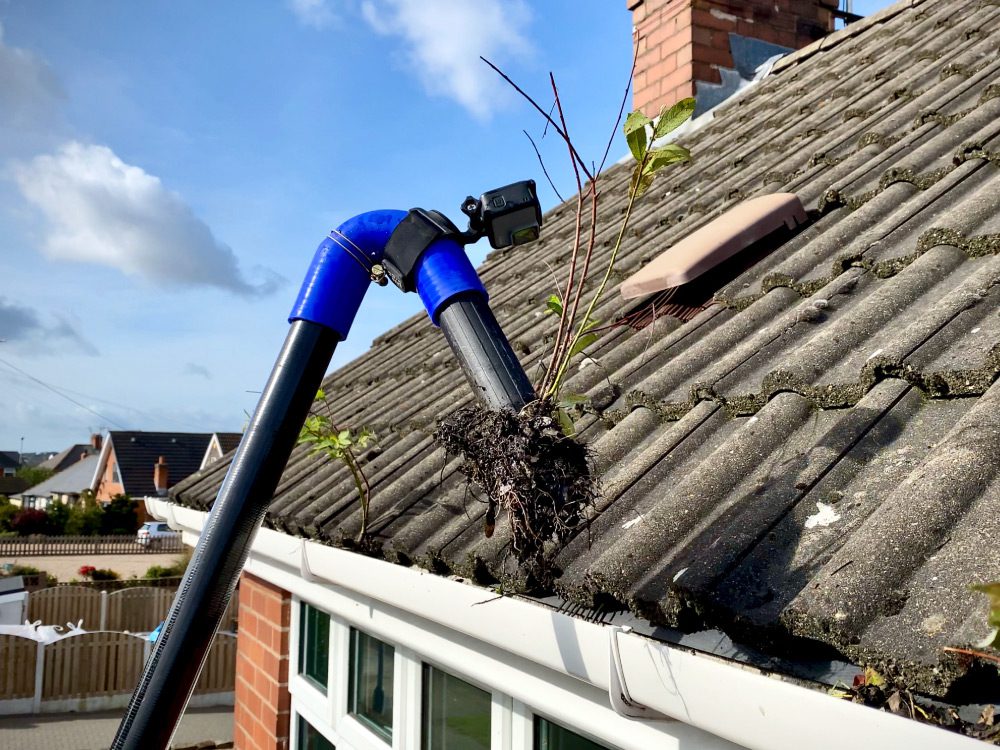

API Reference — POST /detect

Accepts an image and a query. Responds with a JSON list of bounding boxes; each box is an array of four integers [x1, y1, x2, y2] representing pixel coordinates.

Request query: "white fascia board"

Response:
[[258, 553, 720, 750], [149, 498, 980, 750]]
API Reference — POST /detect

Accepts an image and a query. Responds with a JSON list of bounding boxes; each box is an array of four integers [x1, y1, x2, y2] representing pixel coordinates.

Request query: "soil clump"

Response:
[[436, 401, 597, 587]]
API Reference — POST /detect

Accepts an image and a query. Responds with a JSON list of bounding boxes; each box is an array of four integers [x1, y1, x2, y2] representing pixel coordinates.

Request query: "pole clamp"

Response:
[[329, 228, 389, 287], [382, 209, 463, 293]]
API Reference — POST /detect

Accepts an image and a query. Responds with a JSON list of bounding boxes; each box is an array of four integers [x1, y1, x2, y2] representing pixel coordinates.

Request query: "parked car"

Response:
[[136, 521, 181, 549]]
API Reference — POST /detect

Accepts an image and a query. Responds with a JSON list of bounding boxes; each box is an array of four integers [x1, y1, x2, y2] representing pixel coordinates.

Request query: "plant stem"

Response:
[[523, 129, 565, 203], [942, 646, 1000, 665], [538, 74, 586, 399], [555, 181, 600, 387], [480, 57, 593, 182], [344, 451, 368, 541], [545, 175, 642, 399]]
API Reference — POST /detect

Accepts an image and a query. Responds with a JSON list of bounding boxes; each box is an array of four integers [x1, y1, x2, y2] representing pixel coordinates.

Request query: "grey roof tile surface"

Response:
[[172, 0, 1000, 697]]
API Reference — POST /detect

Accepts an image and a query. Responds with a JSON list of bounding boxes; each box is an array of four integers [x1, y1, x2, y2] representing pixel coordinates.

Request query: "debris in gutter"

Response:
[[830, 666, 1000, 743], [436, 401, 597, 588]]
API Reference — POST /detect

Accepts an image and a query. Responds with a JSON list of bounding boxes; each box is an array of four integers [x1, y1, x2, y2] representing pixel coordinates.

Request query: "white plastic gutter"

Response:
[[148, 497, 980, 750]]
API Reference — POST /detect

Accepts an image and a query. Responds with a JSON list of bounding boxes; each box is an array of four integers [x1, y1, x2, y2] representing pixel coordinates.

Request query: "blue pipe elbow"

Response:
[[290, 207, 489, 336], [289, 210, 407, 339], [414, 238, 487, 325]]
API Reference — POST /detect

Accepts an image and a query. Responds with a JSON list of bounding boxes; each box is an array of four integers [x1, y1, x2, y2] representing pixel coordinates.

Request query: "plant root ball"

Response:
[[435, 401, 597, 582]]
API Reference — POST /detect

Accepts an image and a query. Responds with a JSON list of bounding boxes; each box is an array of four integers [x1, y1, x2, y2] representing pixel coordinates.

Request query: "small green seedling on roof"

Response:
[[298, 389, 378, 543]]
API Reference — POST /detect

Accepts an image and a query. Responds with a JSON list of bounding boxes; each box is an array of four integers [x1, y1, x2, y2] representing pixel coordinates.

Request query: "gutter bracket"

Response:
[[164, 501, 178, 531], [609, 626, 673, 721], [299, 540, 322, 583]]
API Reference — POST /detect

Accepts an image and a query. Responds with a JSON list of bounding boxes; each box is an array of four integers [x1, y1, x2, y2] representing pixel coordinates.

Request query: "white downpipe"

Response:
[[148, 498, 979, 750]]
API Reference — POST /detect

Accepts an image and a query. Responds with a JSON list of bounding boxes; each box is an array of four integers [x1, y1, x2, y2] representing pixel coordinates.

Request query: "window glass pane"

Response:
[[421, 665, 491, 750], [298, 715, 336, 750], [298, 602, 329, 690], [534, 716, 610, 750], [348, 629, 394, 741]]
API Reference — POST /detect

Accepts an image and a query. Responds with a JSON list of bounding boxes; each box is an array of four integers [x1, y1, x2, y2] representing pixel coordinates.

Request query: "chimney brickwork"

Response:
[[629, 0, 836, 116], [153, 455, 169, 496]]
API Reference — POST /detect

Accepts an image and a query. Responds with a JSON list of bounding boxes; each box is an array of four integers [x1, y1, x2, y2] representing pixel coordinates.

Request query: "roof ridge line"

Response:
[[770, 0, 929, 76]]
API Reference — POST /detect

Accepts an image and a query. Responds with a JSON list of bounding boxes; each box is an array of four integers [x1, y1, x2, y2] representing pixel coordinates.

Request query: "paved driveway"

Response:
[[0, 705, 233, 749]]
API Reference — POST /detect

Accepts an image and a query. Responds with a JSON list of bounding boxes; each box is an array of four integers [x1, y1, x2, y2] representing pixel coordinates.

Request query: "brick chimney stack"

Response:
[[91, 433, 102, 451], [153, 456, 169, 497], [628, 0, 837, 116]]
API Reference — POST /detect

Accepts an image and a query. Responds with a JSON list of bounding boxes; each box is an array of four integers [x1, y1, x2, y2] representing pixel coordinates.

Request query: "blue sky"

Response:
[[0, 0, 892, 452]]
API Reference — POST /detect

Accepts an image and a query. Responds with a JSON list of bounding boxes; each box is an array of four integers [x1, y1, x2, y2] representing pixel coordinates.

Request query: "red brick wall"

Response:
[[234, 572, 292, 750], [629, 0, 836, 116]]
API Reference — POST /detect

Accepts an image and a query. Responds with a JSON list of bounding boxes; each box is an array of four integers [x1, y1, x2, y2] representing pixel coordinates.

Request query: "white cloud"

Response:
[[0, 22, 65, 154], [13, 142, 280, 297], [0, 296, 96, 355], [288, 0, 336, 29], [360, 0, 532, 119], [0, 22, 62, 127]]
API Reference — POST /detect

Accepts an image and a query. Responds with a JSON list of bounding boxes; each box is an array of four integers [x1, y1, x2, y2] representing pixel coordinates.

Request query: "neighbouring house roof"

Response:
[[214, 432, 242, 454], [108, 431, 212, 497], [0, 477, 29, 496], [13, 455, 99, 500], [200, 432, 244, 470], [172, 0, 1000, 702], [39, 443, 97, 473], [0, 453, 20, 471], [18, 451, 53, 468]]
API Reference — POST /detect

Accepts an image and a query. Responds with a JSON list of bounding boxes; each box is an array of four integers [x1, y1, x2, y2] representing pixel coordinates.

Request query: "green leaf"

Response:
[[354, 427, 377, 450], [556, 393, 590, 407], [314, 388, 326, 402], [623, 111, 651, 162], [623, 110, 651, 137], [555, 407, 576, 438], [644, 144, 691, 175], [568, 332, 598, 358], [862, 667, 885, 687], [631, 164, 655, 197], [653, 97, 696, 139], [544, 294, 563, 316]]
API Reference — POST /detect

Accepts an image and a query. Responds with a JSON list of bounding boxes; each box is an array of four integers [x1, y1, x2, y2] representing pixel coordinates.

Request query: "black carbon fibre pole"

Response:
[[111, 319, 338, 750], [437, 292, 536, 412]]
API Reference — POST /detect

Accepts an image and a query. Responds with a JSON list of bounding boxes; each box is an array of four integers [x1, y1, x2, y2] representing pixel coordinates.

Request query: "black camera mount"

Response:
[[382, 179, 542, 294]]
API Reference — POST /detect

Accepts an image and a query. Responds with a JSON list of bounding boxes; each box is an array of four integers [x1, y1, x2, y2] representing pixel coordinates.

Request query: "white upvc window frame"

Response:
[[524, 702, 622, 750], [292, 701, 338, 750], [291, 595, 415, 750], [286, 582, 672, 750], [289, 591, 620, 750], [417, 654, 511, 750], [289, 599, 335, 730]]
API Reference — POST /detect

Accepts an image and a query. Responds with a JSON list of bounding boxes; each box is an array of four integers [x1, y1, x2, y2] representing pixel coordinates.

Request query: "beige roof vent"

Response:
[[620, 193, 807, 300]]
